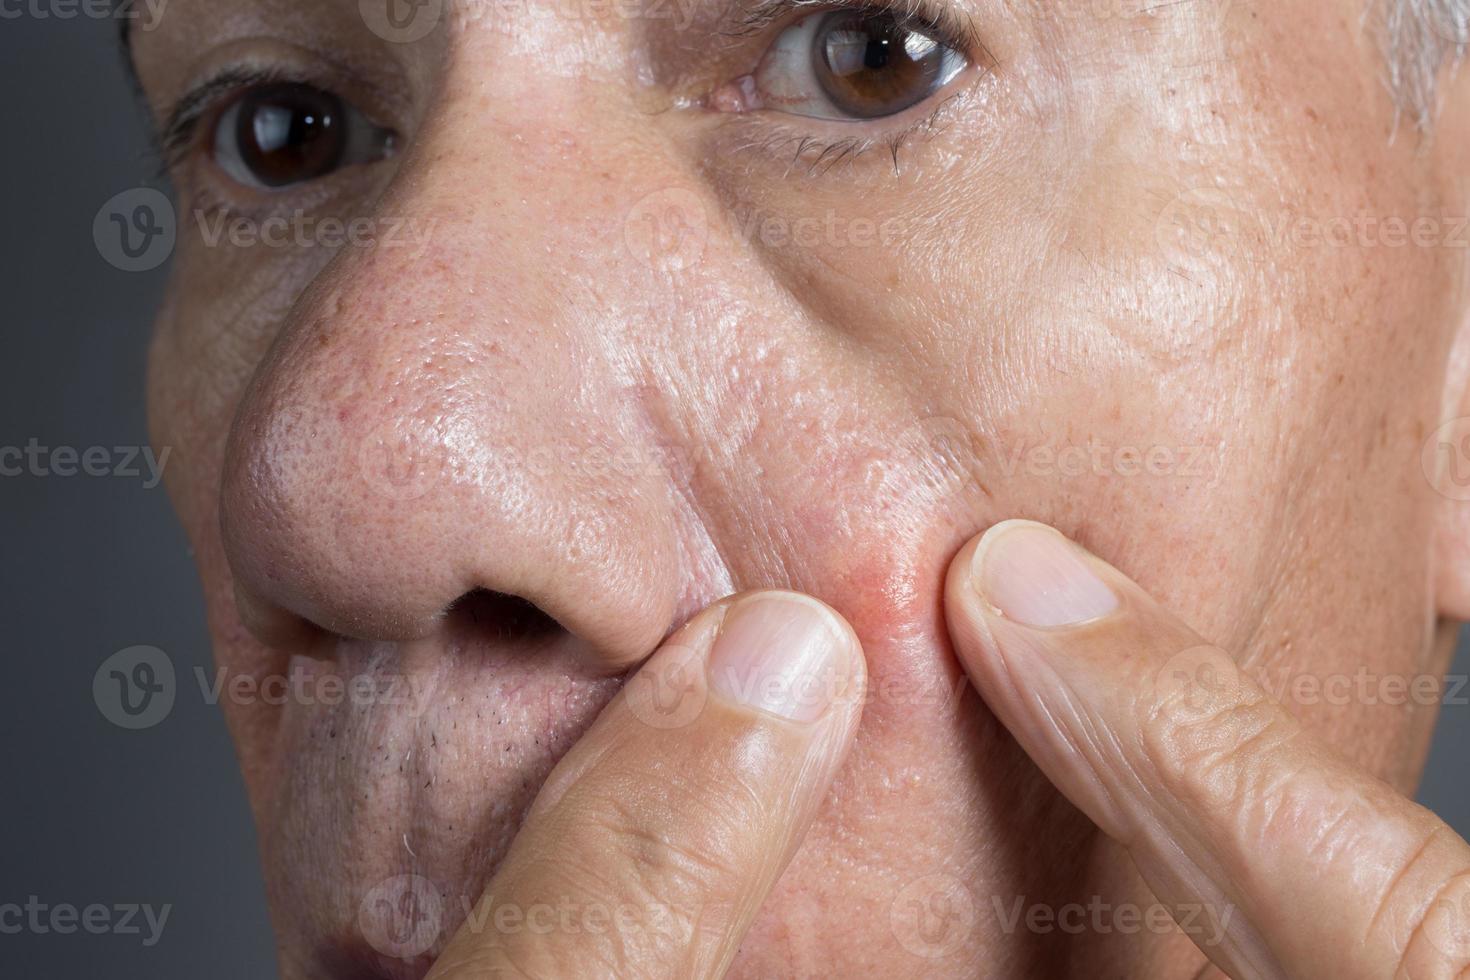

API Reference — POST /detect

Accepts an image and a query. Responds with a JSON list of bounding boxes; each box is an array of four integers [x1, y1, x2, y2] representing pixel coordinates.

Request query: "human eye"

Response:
[[746, 2, 974, 120], [211, 81, 396, 190], [161, 71, 398, 192]]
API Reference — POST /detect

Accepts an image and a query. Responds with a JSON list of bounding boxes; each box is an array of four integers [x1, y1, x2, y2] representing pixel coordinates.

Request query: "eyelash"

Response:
[[154, 0, 990, 184], [727, 91, 961, 177], [723, 94, 952, 178], [721, 0, 992, 175], [724, 0, 982, 52], [155, 66, 290, 180]]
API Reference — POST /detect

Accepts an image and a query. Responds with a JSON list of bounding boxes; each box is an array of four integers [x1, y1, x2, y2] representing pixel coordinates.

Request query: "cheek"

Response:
[[147, 225, 338, 507], [145, 251, 345, 814]]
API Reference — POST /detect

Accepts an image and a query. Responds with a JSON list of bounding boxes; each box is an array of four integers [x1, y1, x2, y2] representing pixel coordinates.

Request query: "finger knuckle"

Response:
[[563, 773, 753, 925], [460, 934, 647, 980], [1140, 671, 1298, 815], [487, 849, 690, 976], [429, 945, 536, 980], [594, 800, 746, 902]]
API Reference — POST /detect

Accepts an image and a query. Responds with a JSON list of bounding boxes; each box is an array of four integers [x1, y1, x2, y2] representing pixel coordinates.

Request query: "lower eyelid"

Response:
[[178, 141, 388, 232], [706, 84, 972, 179]]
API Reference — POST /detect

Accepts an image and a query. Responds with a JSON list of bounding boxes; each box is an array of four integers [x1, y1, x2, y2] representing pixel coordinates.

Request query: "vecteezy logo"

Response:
[[358, 418, 447, 501], [359, 0, 443, 43], [358, 874, 444, 960], [1423, 883, 1470, 960], [93, 646, 176, 730], [896, 416, 973, 499], [1422, 417, 1470, 501], [1153, 644, 1244, 725], [1154, 187, 1244, 274], [93, 188, 175, 273], [624, 644, 709, 730], [624, 187, 709, 272], [889, 873, 976, 959]]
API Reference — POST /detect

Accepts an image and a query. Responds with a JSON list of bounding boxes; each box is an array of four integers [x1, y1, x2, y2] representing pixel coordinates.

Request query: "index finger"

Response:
[[943, 520, 1470, 980]]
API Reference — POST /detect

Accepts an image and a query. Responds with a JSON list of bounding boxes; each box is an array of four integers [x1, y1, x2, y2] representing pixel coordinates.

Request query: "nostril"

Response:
[[446, 589, 565, 645]]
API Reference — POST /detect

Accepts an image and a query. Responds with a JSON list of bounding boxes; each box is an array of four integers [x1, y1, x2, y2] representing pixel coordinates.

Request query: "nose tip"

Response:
[[217, 275, 683, 671], [221, 387, 680, 666], [213, 86, 709, 670]]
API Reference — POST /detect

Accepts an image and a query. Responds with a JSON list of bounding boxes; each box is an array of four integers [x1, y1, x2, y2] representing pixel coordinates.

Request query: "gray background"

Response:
[[2, 10, 1467, 979]]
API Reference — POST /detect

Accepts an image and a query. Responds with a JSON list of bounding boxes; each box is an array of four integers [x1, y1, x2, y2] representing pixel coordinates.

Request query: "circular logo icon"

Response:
[[358, 874, 444, 960], [93, 188, 175, 273], [624, 644, 709, 730], [1154, 644, 1244, 724], [834, 455, 894, 523], [896, 416, 973, 499], [1155, 187, 1244, 273], [1423, 885, 1470, 960], [358, 420, 447, 501], [624, 188, 708, 272], [1422, 417, 1470, 501], [890, 873, 976, 959], [359, 0, 444, 42], [93, 646, 175, 730]]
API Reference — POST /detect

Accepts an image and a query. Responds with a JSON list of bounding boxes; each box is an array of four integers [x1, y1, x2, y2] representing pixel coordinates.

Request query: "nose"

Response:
[[218, 77, 696, 668]]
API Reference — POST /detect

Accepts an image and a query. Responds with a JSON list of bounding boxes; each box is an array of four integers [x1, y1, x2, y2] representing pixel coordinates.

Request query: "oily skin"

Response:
[[136, 0, 1470, 975]]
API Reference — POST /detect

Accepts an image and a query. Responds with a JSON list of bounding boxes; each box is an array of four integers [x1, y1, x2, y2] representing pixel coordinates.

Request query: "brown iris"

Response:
[[229, 83, 347, 188], [812, 11, 949, 118]]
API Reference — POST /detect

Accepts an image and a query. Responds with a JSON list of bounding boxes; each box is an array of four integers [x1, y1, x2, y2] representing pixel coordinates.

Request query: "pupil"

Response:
[[814, 11, 949, 119], [864, 36, 891, 71], [235, 84, 346, 188]]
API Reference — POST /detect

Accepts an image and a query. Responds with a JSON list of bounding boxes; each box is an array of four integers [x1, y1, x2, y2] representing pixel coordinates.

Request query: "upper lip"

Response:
[[265, 618, 628, 980]]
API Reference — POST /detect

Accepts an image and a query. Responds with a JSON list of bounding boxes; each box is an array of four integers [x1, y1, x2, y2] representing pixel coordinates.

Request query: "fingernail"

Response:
[[708, 593, 849, 722], [971, 521, 1118, 628]]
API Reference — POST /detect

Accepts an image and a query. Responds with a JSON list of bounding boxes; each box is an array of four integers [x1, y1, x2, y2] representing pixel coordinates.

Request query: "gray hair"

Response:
[[1386, 0, 1470, 126]]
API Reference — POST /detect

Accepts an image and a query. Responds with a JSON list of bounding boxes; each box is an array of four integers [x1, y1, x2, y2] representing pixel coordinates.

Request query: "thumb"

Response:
[[427, 590, 865, 980], [944, 519, 1470, 980]]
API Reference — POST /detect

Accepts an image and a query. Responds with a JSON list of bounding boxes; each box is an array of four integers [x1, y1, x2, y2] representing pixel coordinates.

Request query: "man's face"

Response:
[[136, 0, 1469, 974]]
